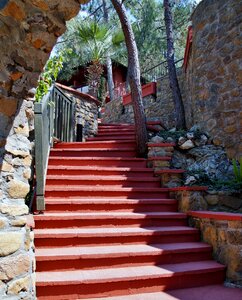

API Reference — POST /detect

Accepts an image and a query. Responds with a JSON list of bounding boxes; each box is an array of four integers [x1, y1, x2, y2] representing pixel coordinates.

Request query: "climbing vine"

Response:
[[35, 53, 65, 102]]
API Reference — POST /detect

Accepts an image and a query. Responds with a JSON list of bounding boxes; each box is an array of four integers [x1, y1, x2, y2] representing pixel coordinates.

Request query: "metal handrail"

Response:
[[34, 84, 75, 211], [141, 58, 183, 82]]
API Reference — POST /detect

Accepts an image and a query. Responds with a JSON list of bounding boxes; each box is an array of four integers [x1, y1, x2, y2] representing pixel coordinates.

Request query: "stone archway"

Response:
[[0, 1, 89, 298]]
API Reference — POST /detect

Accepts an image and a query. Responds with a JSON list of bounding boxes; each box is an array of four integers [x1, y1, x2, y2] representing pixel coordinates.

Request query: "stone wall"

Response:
[[57, 84, 99, 139], [189, 213, 242, 286], [185, 0, 242, 158], [0, 1, 89, 299]]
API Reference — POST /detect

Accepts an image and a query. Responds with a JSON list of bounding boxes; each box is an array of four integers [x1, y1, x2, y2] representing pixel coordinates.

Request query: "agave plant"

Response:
[[232, 157, 242, 183]]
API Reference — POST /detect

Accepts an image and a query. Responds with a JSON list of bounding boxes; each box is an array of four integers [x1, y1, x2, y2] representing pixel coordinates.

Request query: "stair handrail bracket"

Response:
[[34, 84, 75, 211]]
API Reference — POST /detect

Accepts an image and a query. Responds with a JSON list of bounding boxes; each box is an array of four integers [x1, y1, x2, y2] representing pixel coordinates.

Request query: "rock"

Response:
[[167, 137, 175, 142], [0, 232, 22, 256], [11, 217, 27, 227], [8, 180, 29, 199], [187, 132, 194, 139], [219, 195, 242, 210], [0, 218, 7, 229], [0, 254, 30, 281], [194, 134, 208, 146], [14, 123, 29, 137], [150, 135, 164, 143], [0, 204, 29, 216], [27, 88, 36, 97], [1, 161, 14, 172], [179, 140, 195, 150], [178, 136, 187, 145], [7, 275, 31, 295], [189, 124, 201, 132], [206, 194, 219, 205], [0, 98, 18, 117], [169, 127, 176, 133], [185, 176, 197, 185]]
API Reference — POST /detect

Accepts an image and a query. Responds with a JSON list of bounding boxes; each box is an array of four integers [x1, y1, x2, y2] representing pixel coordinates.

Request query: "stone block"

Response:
[[0, 204, 29, 216], [8, 180, 29, 199], [0, 218, 7, 229], [7, 275, 31, 295], [0, 98, 18, 117], [11, 217, 27, 227], [0, 232, 22, 256], [227, 229, 242, 245], [0, 254, 30, 281], [205, 194, 219, 205]]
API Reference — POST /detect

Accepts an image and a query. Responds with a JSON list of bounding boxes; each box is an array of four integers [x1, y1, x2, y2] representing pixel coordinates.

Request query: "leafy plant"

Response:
[[158, 129, 186, 141], [232, 157, 242, 183], [35, 53, 65, 102]]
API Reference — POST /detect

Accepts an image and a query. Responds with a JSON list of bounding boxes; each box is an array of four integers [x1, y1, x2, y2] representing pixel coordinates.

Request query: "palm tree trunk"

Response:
[[103, 0, 115, 101], [164, 0, 186, 130], [111, 0, 148, 157]]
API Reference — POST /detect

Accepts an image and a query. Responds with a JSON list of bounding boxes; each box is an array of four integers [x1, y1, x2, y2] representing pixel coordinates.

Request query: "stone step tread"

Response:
[[45, 198, 177, 204], [47, 166, 153, 172], [51, 147, 136, 152], [48, 157, 146, 161], [36, 261, 225, 285], [88, 285, 242, 300], [34, 212, 186, 220], [46, 175, 159, 181], [35, 242, 212, 259], [44, 186, 172, 192], [34, 226, 198, 238]]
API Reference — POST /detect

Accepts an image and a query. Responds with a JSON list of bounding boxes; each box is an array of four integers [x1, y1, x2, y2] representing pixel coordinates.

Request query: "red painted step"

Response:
[[54, 140, 136, 149], [50, 148, 136, 157], [34, 226, 200, 248], [35, 122, 226, 299], [47, 166, 154, 177], [46, 175, 161, 188], [36, 261, 225, 299], [48, 157, 147, 167], [36, 242, 212, 272], [44, 186, 170, 198], [44, 198, 178, 213], [34, 212, 187, 228], [87, 136, 135, 141]]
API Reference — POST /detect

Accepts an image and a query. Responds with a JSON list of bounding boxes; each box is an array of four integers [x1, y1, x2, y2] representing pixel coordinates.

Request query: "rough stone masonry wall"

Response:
[[189, 215, 242, 286], [0, 1, 89, 298], [59, 87, 98, 139], [185, 0, 242, 158], [102, 71, 188, 128]]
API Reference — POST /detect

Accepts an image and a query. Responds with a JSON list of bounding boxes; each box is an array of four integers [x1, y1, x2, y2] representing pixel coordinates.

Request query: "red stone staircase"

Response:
[[34, 123, 226, 299]]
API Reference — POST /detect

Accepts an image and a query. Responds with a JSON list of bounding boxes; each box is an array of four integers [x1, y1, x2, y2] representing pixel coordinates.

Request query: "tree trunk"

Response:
[[111, 0, 148, 157], [103, 0, 115, 102], [163, 0, 186, 130]]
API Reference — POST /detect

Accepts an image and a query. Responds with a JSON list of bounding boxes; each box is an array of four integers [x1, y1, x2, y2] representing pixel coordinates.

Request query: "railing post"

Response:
[[34, 102, 46, 211]]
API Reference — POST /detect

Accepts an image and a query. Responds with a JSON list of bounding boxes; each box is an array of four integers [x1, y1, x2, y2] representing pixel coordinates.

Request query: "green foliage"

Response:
[[232, 157, 242, 183], [185, 169, 242, 194], [35, 54, 64, 102], [55, 17, 125, 81], [158, 129, 187, 141]]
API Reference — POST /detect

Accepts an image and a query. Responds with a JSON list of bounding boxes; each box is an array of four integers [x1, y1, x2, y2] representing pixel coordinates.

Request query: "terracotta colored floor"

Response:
[[90, 285, 242, 300]]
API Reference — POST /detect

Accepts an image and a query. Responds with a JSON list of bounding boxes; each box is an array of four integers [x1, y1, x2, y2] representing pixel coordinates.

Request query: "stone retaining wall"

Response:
[[57, 84, 99, 139], [188, 212, 242, 286]]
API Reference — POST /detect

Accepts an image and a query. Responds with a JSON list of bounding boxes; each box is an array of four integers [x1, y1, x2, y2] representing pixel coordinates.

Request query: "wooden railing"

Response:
[[34, 84, 75, 211], [141, 58, 183, 82]]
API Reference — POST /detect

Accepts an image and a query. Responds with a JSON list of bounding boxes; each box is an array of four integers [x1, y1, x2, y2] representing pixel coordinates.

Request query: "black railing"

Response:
[[141, 58, 183, 82]]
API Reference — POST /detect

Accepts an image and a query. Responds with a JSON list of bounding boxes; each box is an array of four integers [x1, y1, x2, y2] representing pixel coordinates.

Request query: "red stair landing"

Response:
[[34, 123, 228, 299]]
